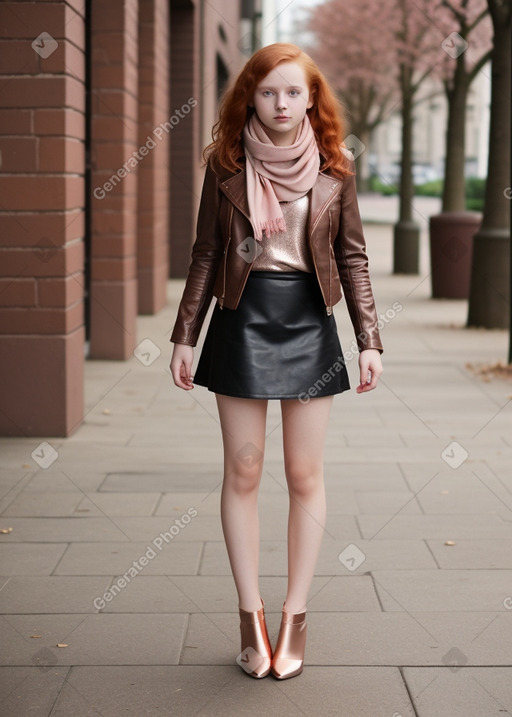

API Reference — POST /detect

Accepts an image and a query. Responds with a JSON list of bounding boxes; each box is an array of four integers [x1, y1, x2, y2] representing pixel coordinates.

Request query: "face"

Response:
[[250, 61, 314, 146]]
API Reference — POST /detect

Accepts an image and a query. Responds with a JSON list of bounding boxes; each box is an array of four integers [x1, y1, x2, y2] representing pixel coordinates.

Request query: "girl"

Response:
[[170, 43, 383, 680]]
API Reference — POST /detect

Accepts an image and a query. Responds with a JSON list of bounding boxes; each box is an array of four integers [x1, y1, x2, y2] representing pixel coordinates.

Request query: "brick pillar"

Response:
[[137, 0, 170, 314], [169, 1, 200, 278], [0, 1, 86, 436], [89, 0, 139, 358]]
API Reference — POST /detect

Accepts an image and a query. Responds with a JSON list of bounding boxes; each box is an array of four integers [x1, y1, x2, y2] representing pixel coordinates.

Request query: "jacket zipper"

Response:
[[219, 205, 234, 309], [327, 210, 333, 315]]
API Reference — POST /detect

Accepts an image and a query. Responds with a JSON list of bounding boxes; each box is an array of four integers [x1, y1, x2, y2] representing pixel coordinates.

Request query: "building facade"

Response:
[[0, 0, 258, 436]]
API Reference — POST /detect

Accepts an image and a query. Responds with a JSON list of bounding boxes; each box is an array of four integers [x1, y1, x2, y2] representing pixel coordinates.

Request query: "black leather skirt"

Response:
[[193, 270, 350, 400]]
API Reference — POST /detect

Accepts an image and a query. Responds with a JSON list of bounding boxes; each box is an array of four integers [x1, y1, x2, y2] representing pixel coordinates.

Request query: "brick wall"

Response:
[[137, 0, 170, 313], [0, 0, 243, 436], [0, 1, 86, 436], [89, 0, 139, 359]]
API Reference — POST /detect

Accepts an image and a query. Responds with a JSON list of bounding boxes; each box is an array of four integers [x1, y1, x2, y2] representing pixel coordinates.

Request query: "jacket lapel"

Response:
[[217, 167, 343, 236]]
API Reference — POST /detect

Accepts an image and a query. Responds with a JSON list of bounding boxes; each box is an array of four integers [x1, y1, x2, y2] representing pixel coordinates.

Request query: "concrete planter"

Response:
[[429, 211, 482, 299]]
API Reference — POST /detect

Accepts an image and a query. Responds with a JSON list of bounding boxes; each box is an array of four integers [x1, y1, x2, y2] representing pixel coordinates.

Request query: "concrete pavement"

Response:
[[0, 215, 511, 716]]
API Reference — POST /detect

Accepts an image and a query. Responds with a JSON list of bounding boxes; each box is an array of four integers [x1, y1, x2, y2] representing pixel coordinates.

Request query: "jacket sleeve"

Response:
[[170, 162, 224, 346], [333, 158, 384, 354]]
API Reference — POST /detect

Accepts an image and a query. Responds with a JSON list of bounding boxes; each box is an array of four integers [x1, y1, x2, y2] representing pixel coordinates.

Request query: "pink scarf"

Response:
[[242, 113, 320, 241]]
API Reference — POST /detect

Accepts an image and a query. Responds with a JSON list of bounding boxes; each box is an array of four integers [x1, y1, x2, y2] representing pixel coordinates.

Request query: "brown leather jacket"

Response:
[[170, 154, 383, 353]]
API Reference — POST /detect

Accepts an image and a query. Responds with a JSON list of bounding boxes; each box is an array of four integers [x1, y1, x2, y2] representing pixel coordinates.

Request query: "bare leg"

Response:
[[215, 394, 268, 613], [280, 395, 334, 613]]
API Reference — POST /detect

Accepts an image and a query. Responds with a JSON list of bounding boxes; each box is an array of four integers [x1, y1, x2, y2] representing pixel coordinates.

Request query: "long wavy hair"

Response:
[[203, 43, 354, 179]]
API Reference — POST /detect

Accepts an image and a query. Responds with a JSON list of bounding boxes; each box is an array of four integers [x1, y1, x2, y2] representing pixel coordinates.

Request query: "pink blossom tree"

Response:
[[305, 0, 399, 190]]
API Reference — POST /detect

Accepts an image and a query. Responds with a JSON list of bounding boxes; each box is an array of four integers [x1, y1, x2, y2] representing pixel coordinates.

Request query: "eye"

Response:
[[262, 90, 274, 97], [289, 89, 300, 97]]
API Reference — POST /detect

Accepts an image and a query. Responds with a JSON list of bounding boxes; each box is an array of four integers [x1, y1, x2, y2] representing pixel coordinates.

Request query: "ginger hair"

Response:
[[203, 42, 354, 179]]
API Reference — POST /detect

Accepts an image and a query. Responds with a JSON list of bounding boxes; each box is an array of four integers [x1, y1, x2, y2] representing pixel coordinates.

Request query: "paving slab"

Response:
[[100, 468, 224, 493], [354, 490, 422, 514], [1, 492, 84, 517], [74, 492, 162, 516], [403, 667, 512, 717], [0, 577, 113, 614], [22, 471, 106, 494], [53, 540, 203, 575], [40, 665, 416, 717], [426, 539, 512, 569], [0, 544, 67, 576], [0, 517, 131, 543], [1, 614, 187, 666], [181, 610, 512, 666], [199, 538, 437, 575], [0, 666, 70, 717], [358, 514, 512, 540], [373, 569, 512, 612]]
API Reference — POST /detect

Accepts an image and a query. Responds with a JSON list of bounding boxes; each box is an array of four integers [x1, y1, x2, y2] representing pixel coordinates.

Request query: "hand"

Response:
[[356, 348, 383, 393], [170, 343, 195, 390]]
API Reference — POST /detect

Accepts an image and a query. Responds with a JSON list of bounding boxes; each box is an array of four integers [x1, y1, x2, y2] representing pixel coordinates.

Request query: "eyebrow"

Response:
[[258, 84, 304, 90]]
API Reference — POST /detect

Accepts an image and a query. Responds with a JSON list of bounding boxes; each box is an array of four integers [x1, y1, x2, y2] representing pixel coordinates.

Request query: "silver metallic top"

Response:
[[251, 194, 314, 273]]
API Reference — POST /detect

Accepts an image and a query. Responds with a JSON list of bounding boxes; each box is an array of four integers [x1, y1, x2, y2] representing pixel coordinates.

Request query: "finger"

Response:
[[359, 364, 371, 387], [171, 361, 194, 390]]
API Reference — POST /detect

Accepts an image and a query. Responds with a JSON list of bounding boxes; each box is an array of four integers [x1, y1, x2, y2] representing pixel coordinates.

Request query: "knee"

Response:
[[285, 460, 323, 499], [224, 462, 262, 495]]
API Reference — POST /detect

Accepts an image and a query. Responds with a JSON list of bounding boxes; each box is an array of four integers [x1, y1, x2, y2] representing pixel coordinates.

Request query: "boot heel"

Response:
[[270, 602, 307, 679], [237, 598, 273, 678]]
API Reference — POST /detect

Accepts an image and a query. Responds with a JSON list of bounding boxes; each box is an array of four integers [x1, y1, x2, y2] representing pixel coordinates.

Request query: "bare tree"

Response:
[[434, 0, 492, 211]]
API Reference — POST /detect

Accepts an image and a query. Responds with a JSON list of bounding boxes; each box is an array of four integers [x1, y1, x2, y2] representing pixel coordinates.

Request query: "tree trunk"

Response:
[[393, 62, 420, 274], [442, 62, 469, 212], [399, 66, 414, 223], [352, 126, 371, 192], [467, 12, 511, 330]]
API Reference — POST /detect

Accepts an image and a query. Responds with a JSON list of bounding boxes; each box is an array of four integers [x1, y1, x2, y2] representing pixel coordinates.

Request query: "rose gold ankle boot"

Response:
[[270, 602, 307, 679], [237, 598, 273, 678]]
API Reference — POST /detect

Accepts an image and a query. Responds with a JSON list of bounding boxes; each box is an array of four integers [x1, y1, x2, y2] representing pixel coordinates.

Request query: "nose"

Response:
[[275, 93, 288, 111]]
